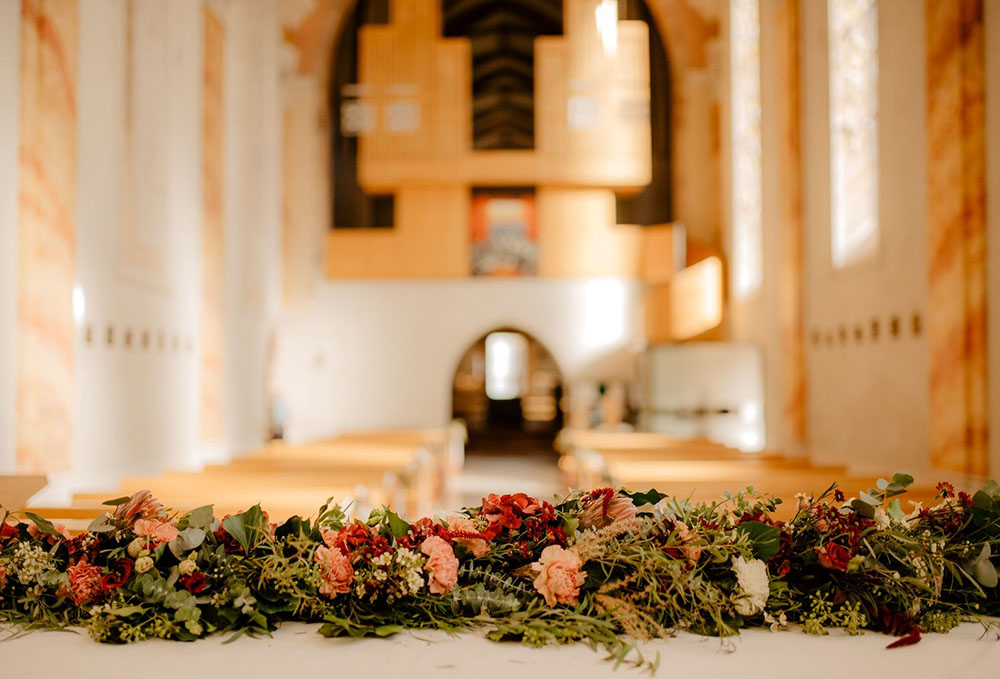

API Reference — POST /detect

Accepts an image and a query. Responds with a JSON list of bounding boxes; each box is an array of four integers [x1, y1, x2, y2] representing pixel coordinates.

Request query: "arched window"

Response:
[[729, 0, 763, 299], [828, 0, 879, 268]]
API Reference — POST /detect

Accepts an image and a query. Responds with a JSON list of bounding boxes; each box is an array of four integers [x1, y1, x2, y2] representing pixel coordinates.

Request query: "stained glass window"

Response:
[[730, 0, 762, 299], [828, 0, 879, 268]]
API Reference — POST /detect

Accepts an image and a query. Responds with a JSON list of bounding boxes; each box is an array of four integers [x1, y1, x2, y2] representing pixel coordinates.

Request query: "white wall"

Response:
[[987, 0, 1000, 479], [800, 0, 931, 476], [219, 0, 283, 461], [0, 1, 20, 474], [65, 0, 283, 496], [72, 0, 204, 494], [275, 278, 641, 443]]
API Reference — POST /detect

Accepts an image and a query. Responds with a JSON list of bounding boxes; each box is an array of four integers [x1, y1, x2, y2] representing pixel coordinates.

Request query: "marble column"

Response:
[[201, 6, 225, 444], [776, 0, 806, 447], [15, 0, 78, 474], [926, 0, 989, 476]]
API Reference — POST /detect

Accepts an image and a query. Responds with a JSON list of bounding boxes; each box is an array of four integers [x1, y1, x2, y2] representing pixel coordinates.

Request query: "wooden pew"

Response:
[[0, 475, 46, 512]]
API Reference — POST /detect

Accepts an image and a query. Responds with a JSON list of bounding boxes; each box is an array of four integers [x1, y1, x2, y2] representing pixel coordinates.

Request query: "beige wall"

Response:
[[799, 0, 932, 476]]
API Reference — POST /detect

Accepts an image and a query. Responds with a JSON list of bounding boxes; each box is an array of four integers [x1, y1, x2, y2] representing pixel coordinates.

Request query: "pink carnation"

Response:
[[66, 558, 104, 605], [314, 545, 354, 598], [133, 517, 180, 545], [421, 536, 458, 594], [531, 545, 586, 607], [446, 514, 490, 557], [0, 561, 7, 590]]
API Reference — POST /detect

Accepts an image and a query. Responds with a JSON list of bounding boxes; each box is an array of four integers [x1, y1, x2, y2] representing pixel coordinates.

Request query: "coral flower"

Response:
[[114, 490, 166, 522], [531, 545, 586, 607], [133, 517, 180, 545], [579, 489, 637, 530], [446, 514, 490, 557], [0, 560, 7, 590], [315, 545, 355, 598], [66, 558, 104, 605], [421, 536, 459, 594]]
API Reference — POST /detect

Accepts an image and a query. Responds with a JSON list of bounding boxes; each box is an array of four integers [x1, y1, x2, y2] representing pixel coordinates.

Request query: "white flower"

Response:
[[127, 538, 145, 559], [732, 555, 769, 616], [873, 507, 891, 529], [178, 559, 197, 576], [135, 556, 154, 574]]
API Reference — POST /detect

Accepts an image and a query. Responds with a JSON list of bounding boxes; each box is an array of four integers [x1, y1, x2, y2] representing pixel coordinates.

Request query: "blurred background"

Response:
[[1, 0, 999, 521]]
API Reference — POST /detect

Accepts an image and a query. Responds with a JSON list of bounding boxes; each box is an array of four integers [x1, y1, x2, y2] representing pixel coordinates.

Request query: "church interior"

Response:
[[1, 0, 999, 545]]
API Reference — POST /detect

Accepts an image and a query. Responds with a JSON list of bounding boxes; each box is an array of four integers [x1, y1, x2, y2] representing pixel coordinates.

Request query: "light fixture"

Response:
[[595, 0, 618, 57], [72, 284, 86, 324]]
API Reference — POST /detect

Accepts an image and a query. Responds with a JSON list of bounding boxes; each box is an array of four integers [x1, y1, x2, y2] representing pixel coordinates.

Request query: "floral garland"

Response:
[[1, 474, 998, 667]]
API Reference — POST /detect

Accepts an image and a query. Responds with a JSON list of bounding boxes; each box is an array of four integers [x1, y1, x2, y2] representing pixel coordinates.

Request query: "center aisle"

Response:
[[5, 622, 997, 678]]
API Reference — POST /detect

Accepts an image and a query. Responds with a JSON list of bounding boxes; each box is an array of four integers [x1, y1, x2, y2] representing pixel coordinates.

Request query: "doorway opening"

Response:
[[452, 328, 563, 456]]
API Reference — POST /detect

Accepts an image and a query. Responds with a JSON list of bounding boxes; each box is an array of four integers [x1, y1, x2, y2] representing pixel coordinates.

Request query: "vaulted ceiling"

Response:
[[443, 0, 563, 150]]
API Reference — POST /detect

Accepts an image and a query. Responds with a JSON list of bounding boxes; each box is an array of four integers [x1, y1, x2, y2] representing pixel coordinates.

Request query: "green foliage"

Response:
[[2, 472, 1000, 665]]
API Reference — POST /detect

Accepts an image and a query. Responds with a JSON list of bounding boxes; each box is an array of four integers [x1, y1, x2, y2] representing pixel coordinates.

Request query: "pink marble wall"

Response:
[[16, 0, 78, 474], [777, 0, 806, 446], [201, 7, 225, 444], [926, 0, 989, 476]]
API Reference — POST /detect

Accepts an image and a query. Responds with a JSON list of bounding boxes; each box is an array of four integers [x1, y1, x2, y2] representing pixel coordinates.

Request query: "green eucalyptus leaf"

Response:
[[101, 496, 131, 507], [859, 491, 881, 506], [972, 491, 995, 511], [735, 521, 781, 560], [24, 512, 62, 538], [891, 472, 914, 488], [887, 498, 905, 523], [974, 559, 998, 589], [850, 499, 876, 519], [982, 480, 1000, 499], [374, 624, 404, 637], [222, 514, 249, 552], [186, 506, 215, 530], [623, 489, 668, 507], [86, 513, 114, 533]]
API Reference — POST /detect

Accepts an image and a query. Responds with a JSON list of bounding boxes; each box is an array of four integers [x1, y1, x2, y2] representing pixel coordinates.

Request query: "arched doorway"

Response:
[[452, 328, 564, 455]]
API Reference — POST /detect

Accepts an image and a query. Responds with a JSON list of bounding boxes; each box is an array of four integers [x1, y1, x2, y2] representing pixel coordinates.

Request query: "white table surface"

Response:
[[4, 622, 998, 679]]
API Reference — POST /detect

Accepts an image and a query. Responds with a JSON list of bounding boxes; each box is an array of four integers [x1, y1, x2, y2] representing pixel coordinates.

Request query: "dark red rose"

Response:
[[178, 572, 207, 594], [213, 524, 244, 554], [815, 542, 852, 571], [101, 558, 134, 593], [0, 521, 18, 542]]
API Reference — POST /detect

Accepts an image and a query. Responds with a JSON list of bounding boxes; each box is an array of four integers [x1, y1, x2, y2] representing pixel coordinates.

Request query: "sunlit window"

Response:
[[828, 0, 879, 268], [730, 0, 762, 299], [485, 332, 527, 401]]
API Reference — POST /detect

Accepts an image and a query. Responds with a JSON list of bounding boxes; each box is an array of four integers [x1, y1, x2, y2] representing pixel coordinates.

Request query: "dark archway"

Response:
[[452, 328, 564, 455]]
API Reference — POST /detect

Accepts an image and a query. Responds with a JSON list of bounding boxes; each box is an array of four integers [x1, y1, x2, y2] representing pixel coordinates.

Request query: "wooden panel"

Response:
[[536, 188, 642, 277], [16, 0, 78, 474], [0, 475, 47, 511], [645, 256, 723, 343], [638, 224, 679, 284], [326, 184, 470, 278]]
